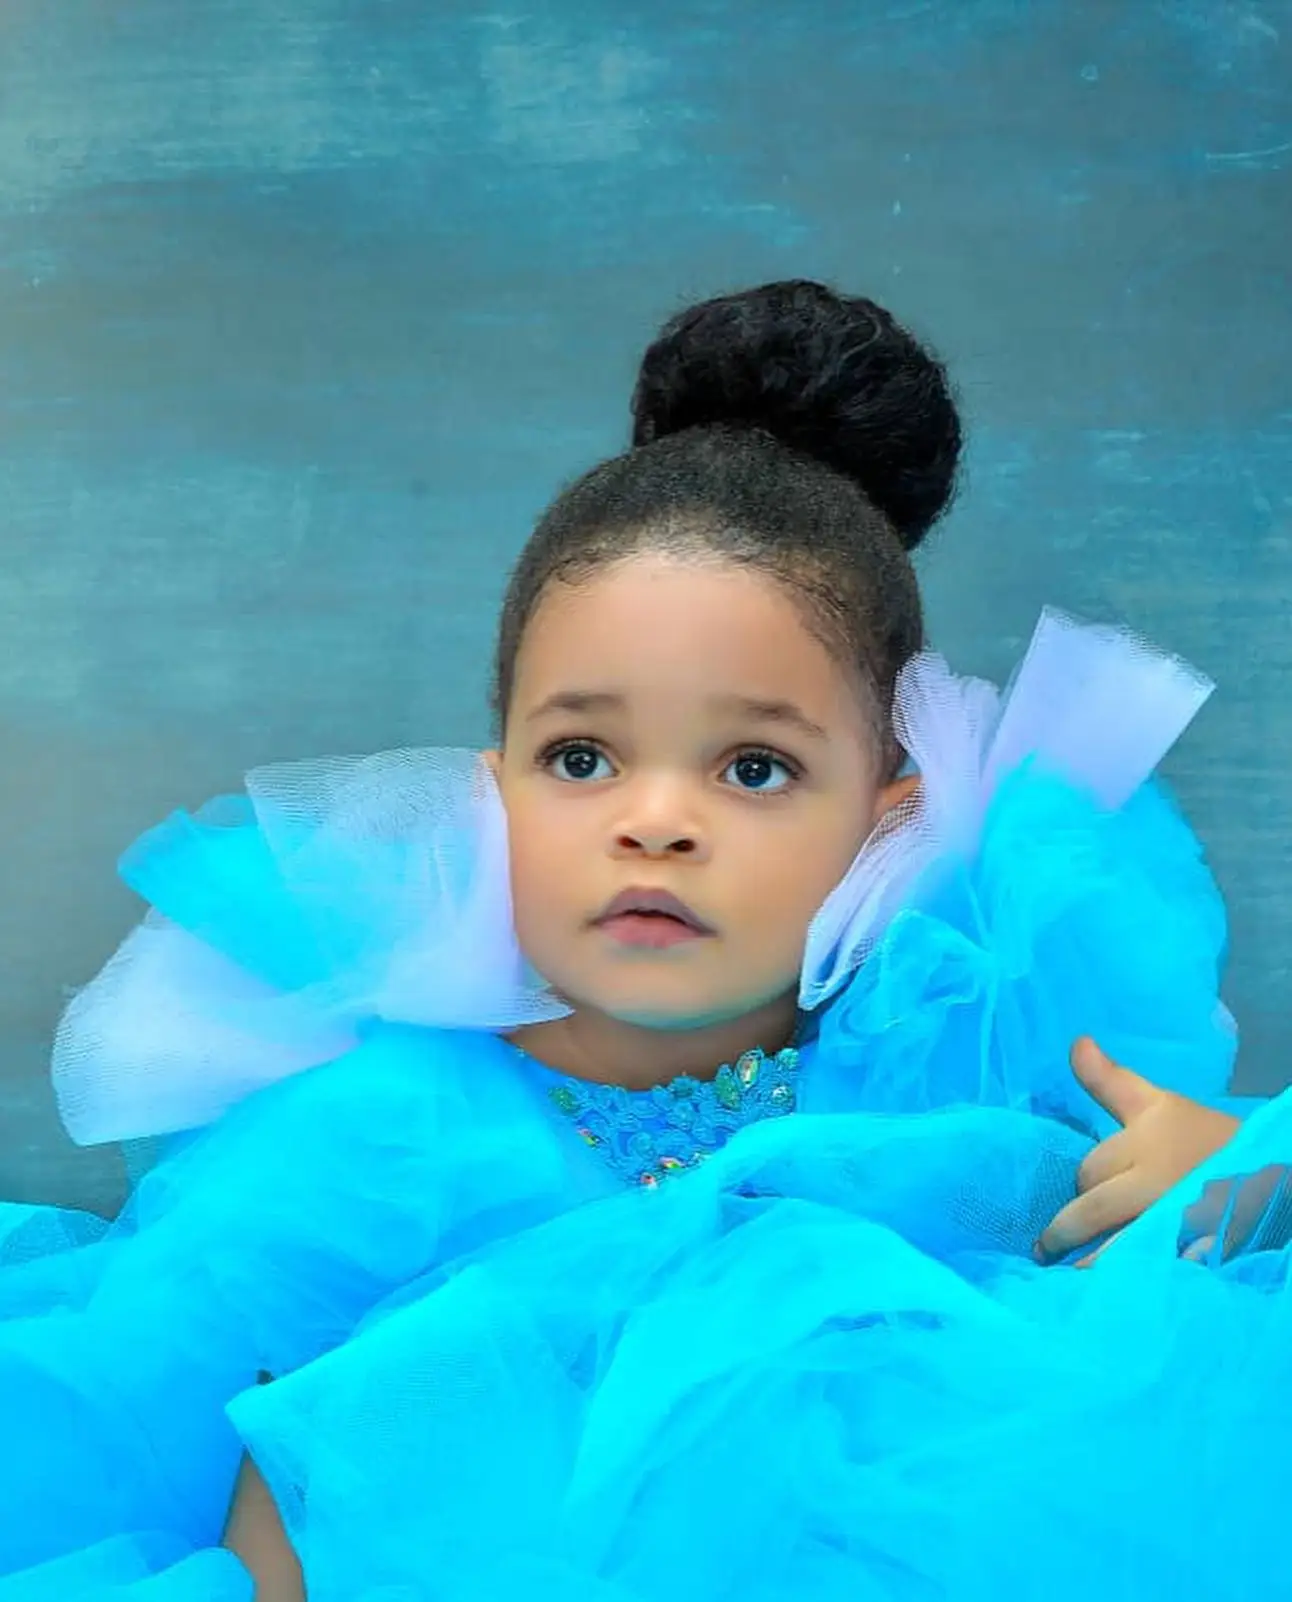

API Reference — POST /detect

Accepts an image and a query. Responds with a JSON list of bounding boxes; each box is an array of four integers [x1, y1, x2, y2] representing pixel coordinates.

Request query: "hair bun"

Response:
[[631, 279, 961, 550]]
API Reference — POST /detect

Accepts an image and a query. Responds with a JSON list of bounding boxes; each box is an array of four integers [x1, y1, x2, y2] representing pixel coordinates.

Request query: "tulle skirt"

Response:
[[6, 1093, 1287, 1602], [223, 1095, 1290, 1602], [0, 1026, 607, 1593]]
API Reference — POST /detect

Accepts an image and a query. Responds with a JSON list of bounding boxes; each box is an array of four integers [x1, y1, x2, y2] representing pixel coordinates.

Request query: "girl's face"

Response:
[[493, 553, 906, 1032]]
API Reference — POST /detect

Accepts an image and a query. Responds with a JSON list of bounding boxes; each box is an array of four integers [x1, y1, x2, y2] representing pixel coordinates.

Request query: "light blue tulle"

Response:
[[0, 767, 1281, 1600], [810, 768, 1234, 1130], [234, 1096, 1292, 1602]]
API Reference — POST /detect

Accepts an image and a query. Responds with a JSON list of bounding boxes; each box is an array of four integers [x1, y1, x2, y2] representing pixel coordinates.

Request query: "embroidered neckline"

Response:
[[545, 1046, 800, 1188]]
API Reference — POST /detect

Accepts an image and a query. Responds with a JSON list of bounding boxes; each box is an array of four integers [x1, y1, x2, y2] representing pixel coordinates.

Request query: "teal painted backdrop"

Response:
[[1, 0, 1289, 1210]]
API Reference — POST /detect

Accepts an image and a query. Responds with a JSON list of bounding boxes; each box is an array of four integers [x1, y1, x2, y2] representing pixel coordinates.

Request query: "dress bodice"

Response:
[[523, 1046, 803, 1188]]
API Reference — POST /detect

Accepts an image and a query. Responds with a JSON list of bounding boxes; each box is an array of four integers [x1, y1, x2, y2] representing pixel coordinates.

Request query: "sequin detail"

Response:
[[546, 1047, 800, 1188]]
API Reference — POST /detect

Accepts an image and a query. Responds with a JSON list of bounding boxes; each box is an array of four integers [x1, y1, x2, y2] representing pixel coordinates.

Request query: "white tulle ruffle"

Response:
[[798, 608, 1213, 1009]]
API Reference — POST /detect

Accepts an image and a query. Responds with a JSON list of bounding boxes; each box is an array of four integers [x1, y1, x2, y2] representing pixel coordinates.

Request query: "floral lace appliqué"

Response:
[[547, 1047, 800, 1188]]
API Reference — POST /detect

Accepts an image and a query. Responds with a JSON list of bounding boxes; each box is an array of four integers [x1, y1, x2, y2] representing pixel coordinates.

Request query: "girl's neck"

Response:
[[509, 993, 798, 1091]]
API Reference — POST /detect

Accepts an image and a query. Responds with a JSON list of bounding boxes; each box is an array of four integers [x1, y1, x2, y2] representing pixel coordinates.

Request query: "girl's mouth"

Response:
[[593, 888, 715, 949]]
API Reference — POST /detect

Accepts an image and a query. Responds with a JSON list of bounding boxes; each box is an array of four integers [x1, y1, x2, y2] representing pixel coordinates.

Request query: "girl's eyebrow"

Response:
[[526, 690, 829, 742], [526, 690, 626, 722], [713, 695, 829, 742]]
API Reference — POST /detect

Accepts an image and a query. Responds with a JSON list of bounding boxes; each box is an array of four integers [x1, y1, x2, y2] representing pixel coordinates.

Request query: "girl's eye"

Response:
[[723, 750, 797, 793], [545, 743, 614, 783]]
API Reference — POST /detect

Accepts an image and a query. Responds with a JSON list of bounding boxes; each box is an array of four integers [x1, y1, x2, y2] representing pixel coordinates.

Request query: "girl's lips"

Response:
[[592, 887, 716, 948], [596, 911, 712, 950]]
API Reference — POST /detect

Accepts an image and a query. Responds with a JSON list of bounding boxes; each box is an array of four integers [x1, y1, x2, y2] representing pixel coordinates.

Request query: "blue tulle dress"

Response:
[[1, 611, 1288, 1601]]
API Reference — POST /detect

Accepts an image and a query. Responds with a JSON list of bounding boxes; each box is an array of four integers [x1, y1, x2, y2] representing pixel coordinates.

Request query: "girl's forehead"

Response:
[[511, 556, 861, 725], [524, 558, 787, 662]]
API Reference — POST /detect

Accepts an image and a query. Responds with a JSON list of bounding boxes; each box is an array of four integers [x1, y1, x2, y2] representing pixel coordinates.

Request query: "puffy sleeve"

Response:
[[53, 747, 567, 1145], [803, 609, 1235, 1134]]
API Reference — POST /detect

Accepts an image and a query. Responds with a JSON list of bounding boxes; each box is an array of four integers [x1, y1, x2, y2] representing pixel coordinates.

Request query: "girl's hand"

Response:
[[1035, 1037, 1240, 1265]]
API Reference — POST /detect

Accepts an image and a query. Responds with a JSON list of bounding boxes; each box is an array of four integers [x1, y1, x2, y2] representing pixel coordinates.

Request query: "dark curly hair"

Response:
[[493, 279, 961, 767]]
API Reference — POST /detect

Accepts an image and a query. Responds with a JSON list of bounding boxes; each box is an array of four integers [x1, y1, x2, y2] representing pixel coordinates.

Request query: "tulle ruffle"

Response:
[[809, 766, 1235, 1138], [53, 749, 568, 1144], [798, 607, 1213, 1009], [0, 1028, 599, 1579], [38, 1097, 1287, 1602], [226, 1095, 1292, 1602]]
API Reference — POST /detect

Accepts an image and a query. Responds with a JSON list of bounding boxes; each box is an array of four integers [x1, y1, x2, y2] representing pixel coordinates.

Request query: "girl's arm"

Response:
[[223, 1454, 305, 1602]]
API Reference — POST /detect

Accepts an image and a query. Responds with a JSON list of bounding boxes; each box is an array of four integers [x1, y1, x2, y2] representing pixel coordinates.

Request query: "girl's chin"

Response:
[[589, 990, 799, 1036]]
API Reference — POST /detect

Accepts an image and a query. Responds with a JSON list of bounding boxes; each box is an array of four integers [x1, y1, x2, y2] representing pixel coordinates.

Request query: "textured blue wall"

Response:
[[2, 0, 1289, 1210]]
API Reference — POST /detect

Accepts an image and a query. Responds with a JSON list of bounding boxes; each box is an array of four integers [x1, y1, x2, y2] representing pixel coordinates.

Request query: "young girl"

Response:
[[1, 280, 1280, 1602]]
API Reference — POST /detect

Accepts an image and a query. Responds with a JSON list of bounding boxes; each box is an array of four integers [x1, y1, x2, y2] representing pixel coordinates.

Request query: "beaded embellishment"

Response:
[[547, 1047, 800, 1189]]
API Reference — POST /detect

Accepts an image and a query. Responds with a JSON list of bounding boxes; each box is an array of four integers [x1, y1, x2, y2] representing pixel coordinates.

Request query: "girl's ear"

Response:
[[481, 748, 502, 780], [870, 772, 920, 829]]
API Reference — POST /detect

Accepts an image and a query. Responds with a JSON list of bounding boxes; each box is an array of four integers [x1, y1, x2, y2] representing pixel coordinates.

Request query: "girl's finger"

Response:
[[1070, 1038, 1159, 1127], [1036, 1169, 1151, 1263], [1076, 1128, 1135, 1192]]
